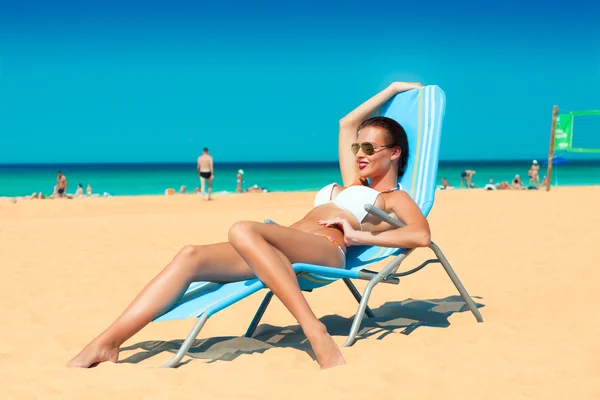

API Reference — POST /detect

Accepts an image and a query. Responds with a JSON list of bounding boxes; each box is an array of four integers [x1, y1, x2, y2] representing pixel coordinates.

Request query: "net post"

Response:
[[546, 105, 558, 192]]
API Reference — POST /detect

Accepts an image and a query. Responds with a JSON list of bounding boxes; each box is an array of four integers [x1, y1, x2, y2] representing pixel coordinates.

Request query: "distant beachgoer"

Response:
[[528, 160, 540, 187], [438, 177, 454, 190], [65, 184, 85, 199], [56, 171, 68, 198], [75, 184, 84, 198], [496, 181, 510, 190], [245, 184, 268, 193], [483, 179, 496, 191], [539, 176, 549, 190], [512, 174, 523, 190], [460, 170, 476, 189], [197, 148, 214, 200], [236, 169, 244, 193], [179, 185, 187, 194], [86, 184, 93, 196]]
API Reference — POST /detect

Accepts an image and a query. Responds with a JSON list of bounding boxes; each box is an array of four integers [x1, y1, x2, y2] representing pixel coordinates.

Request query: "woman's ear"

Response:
[[390, 147, 402, 161]]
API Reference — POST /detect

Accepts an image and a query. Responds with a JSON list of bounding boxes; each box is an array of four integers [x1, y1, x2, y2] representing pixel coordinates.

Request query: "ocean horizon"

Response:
[[2, 159, 599, 197]]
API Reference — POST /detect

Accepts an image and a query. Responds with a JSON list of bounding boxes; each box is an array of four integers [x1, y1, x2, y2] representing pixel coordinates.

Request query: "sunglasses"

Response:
[[351, 142, 392, 156]]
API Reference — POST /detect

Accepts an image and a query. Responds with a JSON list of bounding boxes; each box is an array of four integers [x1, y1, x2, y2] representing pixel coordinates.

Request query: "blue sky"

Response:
[[1, 0, 599, 163]]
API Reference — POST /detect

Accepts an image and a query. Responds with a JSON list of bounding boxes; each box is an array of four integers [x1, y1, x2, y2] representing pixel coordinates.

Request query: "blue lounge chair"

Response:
[[155, 85, 483, 367]]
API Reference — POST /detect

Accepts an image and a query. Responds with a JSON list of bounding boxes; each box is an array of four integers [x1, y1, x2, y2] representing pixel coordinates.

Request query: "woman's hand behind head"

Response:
[[392, 82, 423, 93]]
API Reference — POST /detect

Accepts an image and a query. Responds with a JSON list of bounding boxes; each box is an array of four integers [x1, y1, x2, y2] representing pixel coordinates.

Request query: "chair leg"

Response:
[[341, 277, 381, 347], [161, 312, 209, 368], [244, 291, 274, 338], [429, 242, 483, 323], [343, 279, 375, 318], [342, 251, 411, 347]]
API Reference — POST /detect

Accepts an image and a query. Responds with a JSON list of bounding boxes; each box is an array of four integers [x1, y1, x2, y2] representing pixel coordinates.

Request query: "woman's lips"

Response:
[[358, 161, 368, 170]]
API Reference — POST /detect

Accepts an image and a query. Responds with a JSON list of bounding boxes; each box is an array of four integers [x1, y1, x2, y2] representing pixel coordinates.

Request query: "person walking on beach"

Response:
[[56, 171, 68, 198], [197, 148, 214, 200], [236, 169, 244, 193]]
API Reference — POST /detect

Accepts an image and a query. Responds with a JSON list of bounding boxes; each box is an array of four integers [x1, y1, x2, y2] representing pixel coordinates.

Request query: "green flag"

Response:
[[554, 114, 572, 151]]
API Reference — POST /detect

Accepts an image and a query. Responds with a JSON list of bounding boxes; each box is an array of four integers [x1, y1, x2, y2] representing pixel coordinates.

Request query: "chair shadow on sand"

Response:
[[118, 295, 485, 367]]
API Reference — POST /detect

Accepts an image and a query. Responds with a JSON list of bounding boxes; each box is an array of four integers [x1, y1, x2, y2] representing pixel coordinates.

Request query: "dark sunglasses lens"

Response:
[[362, 143, 375, 155], [350, 143, 359, 155]]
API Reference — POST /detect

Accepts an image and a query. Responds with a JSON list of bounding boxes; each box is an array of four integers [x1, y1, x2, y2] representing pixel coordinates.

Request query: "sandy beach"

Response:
[[1, 187, 599, 399]]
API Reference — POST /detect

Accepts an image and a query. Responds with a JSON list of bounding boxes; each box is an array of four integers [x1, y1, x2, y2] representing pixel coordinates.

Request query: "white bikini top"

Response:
[[314, 183, 402, 228]]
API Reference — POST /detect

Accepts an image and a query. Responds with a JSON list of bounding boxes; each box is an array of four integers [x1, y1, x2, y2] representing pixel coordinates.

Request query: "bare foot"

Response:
[[306, 324, 346, 370], [67, 341, 119, 368]]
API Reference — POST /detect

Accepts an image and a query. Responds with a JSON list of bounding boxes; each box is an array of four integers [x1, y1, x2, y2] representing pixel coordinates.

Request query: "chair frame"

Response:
[[160, 204, 483, 368]]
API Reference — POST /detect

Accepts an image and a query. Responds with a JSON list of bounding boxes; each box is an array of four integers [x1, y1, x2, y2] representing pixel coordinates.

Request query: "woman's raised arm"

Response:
[[338, 82, 422, 186]]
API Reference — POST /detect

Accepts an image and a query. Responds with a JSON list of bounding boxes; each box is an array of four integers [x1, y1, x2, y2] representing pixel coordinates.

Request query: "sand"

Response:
[[1, 187, 599, 399]]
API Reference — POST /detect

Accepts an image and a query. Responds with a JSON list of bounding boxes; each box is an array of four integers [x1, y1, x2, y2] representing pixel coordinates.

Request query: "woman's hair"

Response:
[[357, 116, 409, 178]]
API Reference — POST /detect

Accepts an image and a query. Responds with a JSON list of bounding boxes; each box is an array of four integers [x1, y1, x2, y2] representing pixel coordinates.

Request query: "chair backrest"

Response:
[[381, 85, 445, 216], [297, 86, 446, 289], [356, 85, 446, 253], [344, 86, 446, 265]]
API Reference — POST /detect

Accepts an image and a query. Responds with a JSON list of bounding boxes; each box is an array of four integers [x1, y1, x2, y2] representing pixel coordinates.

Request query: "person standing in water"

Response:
[[460, 170, 476, 189], [528, 160, 540, 187], [236, 169, 244, 193], [56, 171, 68, 198], [197, 148, 214, 200]]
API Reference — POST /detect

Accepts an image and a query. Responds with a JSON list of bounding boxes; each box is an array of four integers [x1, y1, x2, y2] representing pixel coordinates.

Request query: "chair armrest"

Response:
[[364, 204, 405, 228]]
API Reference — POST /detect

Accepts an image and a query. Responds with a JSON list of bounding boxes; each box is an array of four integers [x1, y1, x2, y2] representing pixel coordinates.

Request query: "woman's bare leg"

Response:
[[69, 223, 347, 370], [228, 221, 346, 369], [67, 243, 254, 368]]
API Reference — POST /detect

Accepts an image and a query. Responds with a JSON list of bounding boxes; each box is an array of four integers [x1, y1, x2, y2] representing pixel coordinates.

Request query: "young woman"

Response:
[[68, 81, 431, 370]]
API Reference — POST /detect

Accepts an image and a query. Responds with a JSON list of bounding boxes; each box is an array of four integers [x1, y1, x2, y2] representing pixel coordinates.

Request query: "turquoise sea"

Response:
[[1, 161, 599, 198]]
